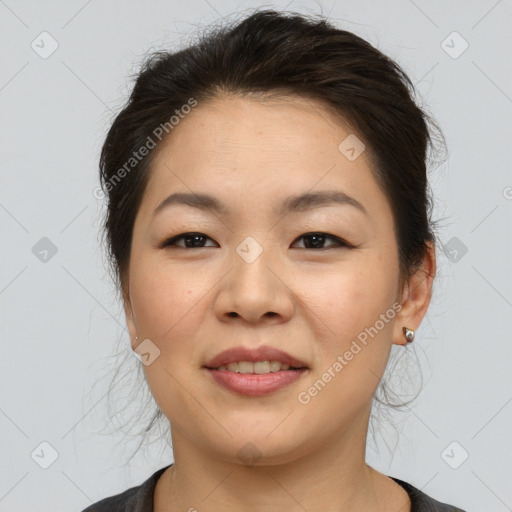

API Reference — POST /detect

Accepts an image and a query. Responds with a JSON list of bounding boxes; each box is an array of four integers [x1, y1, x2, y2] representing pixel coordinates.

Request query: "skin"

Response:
[[123, 94, 435, 512]]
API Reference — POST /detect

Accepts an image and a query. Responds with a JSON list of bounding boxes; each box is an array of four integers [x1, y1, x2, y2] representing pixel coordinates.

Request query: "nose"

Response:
[[213, 244, 295, 325]]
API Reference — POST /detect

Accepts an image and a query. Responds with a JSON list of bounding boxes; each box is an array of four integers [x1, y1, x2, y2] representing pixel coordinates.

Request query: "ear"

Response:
[[122, 285, 138, 350], [392, 240, 436, 346]]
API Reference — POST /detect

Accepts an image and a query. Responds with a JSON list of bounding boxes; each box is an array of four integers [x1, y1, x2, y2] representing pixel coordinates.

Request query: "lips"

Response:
[[203, 345, 308, 370], [206, 367, 308, 395]]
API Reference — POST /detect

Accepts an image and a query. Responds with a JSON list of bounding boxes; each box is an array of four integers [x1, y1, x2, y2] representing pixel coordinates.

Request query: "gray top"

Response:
[[81, 464, 467, 511]]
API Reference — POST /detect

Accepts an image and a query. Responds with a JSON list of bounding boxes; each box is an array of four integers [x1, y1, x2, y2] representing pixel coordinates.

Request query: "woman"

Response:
[[84, 9, 466, 511]]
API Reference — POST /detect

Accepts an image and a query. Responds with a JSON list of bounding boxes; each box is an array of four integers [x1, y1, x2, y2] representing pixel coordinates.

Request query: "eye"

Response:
[[160, 232, 352, 250], [160, 232, 217, 249], [291, 232, 352, 250]]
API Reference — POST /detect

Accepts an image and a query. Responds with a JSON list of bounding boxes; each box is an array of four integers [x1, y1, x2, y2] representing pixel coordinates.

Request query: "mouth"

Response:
[[202, 345, 309, 395], [202, 365, 309, 396], [203, 345, 309, 372], [203, 361, 307, 374]]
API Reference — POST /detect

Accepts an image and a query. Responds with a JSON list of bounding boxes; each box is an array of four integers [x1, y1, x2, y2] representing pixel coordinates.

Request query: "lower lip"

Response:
[[204, 368, 308, 396]]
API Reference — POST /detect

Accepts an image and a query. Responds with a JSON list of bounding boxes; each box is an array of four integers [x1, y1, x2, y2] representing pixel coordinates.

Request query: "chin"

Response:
[[208, 429, 311, 467]]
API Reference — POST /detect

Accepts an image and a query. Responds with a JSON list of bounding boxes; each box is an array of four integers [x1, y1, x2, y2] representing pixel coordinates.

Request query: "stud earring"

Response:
[[402, 327, 415, 343]]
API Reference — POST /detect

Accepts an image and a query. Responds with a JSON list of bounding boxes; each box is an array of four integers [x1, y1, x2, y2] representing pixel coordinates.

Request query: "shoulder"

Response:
[[81, 465, 172, 512], [391, 476, 467, 512]]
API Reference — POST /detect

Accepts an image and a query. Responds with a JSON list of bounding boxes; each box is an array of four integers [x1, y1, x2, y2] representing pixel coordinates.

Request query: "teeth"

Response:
[[216, 360, 293, 374]]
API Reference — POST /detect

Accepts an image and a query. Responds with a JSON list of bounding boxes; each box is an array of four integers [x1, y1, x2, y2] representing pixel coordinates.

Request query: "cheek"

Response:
[[306, 262, 395, 337], [129, 257, 208, 339], [303, 253, 398, 386], [129, 259, 212, 428]]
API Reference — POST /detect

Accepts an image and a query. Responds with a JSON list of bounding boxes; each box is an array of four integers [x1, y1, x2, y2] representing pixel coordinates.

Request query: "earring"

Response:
[[402, 327, 415, 343]]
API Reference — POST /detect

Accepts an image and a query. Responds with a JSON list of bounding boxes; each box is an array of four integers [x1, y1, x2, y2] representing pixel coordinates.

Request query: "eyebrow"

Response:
[[152, 190, 368, 219]]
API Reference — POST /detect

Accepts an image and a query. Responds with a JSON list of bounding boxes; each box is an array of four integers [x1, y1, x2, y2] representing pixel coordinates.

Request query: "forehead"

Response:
[[139, 94, 391, 225], [162, 94, 356, 162]]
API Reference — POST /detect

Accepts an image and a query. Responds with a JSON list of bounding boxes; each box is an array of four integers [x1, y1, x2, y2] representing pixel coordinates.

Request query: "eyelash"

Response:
[[160, 232, 353, 250]]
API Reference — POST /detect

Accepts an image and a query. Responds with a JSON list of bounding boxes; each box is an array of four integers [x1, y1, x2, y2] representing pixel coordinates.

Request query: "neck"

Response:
[[154, 405, 410, 512]]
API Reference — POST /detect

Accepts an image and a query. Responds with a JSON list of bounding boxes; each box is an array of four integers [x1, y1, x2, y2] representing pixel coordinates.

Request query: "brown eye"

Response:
[[161, 233, 217, 249], [292, 232, 351, 249]]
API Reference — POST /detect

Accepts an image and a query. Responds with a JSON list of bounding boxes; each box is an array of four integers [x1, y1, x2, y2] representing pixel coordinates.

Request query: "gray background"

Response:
[[1, 1, 511, 510]]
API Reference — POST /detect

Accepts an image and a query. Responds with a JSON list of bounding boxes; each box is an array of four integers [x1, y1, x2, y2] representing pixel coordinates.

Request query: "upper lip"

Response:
[[204, 345, 308, 369]]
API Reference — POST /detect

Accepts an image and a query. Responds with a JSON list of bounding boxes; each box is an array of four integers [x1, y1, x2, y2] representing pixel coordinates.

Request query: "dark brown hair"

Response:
[[100, 9, 445, 300], [97, 9, 446, 463]]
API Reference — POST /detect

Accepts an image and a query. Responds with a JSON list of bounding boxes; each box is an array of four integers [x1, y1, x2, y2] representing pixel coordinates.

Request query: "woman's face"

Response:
[[124, 95, 427, 464]]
